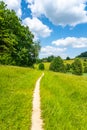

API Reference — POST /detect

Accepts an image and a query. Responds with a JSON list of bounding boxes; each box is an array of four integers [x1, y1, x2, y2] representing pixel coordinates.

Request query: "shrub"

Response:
[[71, 59, 83, 75], [38, 63, 45, 70], [84, 65, 87, 73], [66, 56, 70, 60], [49, 56, 66, 72], [66, 63, 71, 72]]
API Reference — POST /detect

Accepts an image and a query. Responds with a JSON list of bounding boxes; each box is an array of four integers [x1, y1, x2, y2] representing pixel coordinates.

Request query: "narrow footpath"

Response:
[[31, 73, 44, 130]]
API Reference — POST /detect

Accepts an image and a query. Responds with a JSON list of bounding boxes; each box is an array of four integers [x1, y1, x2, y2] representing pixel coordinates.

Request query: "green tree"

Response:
[[71, 59, 83, 75], [49, 56, 66, 72], [0, 1, 40, 66], [47, 55, 54, 62], [84, 65, 87, 73], [77, 51, 87, 58], [66, 63, 71, 72], [38, 63, 45, 70], [66, 56, 70, 60]]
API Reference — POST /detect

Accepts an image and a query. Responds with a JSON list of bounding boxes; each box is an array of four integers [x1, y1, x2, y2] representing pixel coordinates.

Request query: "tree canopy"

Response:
[[77, 51, 87, 58], [71, 59, 83, 75], [49, 56, 66, 72], [38, 63, 45, 70], [0, 1, 40, 66]]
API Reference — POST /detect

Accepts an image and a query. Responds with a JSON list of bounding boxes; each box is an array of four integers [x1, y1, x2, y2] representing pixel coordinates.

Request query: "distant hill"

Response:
[[76, 51, 87, 58]]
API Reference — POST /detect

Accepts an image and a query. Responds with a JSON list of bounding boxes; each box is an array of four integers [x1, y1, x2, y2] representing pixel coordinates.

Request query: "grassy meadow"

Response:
[[0, 64, 87, 130], [0, 65, 42, 130], [40, 71, 87, 130], [64, 59, 74, 64]]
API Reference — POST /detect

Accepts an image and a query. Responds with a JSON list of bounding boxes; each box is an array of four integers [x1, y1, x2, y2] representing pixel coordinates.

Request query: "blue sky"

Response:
[[2, 0, 87, 59]]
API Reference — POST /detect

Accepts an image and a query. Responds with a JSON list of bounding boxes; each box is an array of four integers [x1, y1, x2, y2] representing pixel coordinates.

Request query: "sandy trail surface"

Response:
[[31, 73, 44, 130]]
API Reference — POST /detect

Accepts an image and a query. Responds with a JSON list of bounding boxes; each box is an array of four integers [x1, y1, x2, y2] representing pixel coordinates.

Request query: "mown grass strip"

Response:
[[0, 65, 42, 130], [41, 71, 87, 130]]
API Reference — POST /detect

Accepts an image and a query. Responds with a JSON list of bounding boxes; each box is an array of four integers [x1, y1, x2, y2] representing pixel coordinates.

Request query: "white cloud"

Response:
[[23, 17, 52, 38], [25, 0, 34, 4], [52, 37, 87, 48], [2, 0, 22, 17], [27, 0, 44, 17], [40, 46, 67, 58], [27, 0, 87, 26]]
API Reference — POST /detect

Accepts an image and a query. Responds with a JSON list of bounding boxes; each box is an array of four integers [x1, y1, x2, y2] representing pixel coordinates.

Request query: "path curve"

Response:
[[31, 73, 44, 130]]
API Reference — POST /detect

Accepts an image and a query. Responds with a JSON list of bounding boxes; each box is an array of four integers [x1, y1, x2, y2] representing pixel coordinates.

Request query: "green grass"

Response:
[[43, 62, 50, 70], [0, 65, 42, 130], [41, 71, 87, 130], [64, 59, 74, 64]]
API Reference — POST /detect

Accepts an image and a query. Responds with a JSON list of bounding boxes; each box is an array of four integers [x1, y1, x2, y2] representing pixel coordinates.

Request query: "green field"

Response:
[[0, 66, 41, 130], [0, 65, 87, 130], [40, 71, 87, 130]]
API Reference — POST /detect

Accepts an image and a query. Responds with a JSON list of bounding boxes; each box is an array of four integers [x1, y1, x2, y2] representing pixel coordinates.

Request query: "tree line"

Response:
[[0, 1, 40, 67], [77, 51, 87, 58], [39, 56, 87, 75]]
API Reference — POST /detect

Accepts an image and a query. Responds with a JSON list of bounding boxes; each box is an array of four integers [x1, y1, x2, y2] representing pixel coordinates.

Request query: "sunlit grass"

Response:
[[41, 71, 87, 130], [64, 59, 74, 64], [0, 65, 42, 130], [44, 62, 50, 70]]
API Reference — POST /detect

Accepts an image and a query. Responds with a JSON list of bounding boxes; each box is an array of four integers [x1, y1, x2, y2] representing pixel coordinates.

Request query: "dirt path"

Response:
[[31, 73, 44, 130]]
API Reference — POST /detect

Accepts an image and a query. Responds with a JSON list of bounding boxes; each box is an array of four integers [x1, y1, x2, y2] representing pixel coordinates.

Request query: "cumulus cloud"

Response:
[[52, 37, 87, 48], [23, 17, 52, 38], [40, 46, 67, 58], [2, 0, 22, 17], [26, 0, 87, 26]]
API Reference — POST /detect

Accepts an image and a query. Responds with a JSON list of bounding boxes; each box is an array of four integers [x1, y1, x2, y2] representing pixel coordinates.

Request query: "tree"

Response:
[[84, 65, 87, 73], [47, 55, 54, 62], [0, 1, 40, 66], [66, 56, 70, 60], [71, 59, 83, 75], [49, 56, 66, 72], [77, 51, 87, 58], [38, 63, 45, 70], [66, 63, 71, 72]]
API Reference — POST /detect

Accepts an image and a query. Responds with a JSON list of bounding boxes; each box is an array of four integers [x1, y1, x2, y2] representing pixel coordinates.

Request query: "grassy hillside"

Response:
[[40, 71, 87, 130], [64, 58, 87, 66], [64, 59, 74, 64], [0, 65, 42, 130]]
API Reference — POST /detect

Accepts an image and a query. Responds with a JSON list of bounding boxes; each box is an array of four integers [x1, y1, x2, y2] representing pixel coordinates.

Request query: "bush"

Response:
[[38, 63, 45, 70], [71, 59, 83, 75], [84, 65, 87, 73], [49, 56, 66, 72], [66, 56, 70, 60], [66, 63, 71, 72]]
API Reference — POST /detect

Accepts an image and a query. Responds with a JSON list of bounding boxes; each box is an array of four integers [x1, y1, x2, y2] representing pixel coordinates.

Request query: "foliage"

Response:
[[66, 56, 71, 60], [41, 55, 55, 62], [38, 63, 45, 70], [84, 65, 87, 73], [41, 71, 87, 130], [71, 58, 83, 75], [0, 1, 40, 66], [46, 55, 55, 62], [36, 59, 42, 64], [66, 63, 71, 72], [77, 51, 87, 58], [49, 56, 66, 72], [0, 65, 41, 130]]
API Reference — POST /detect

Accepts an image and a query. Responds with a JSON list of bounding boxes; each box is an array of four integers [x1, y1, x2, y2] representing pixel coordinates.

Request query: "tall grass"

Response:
[[41, 71, 87, 130], [0, 65, 41, 130]]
